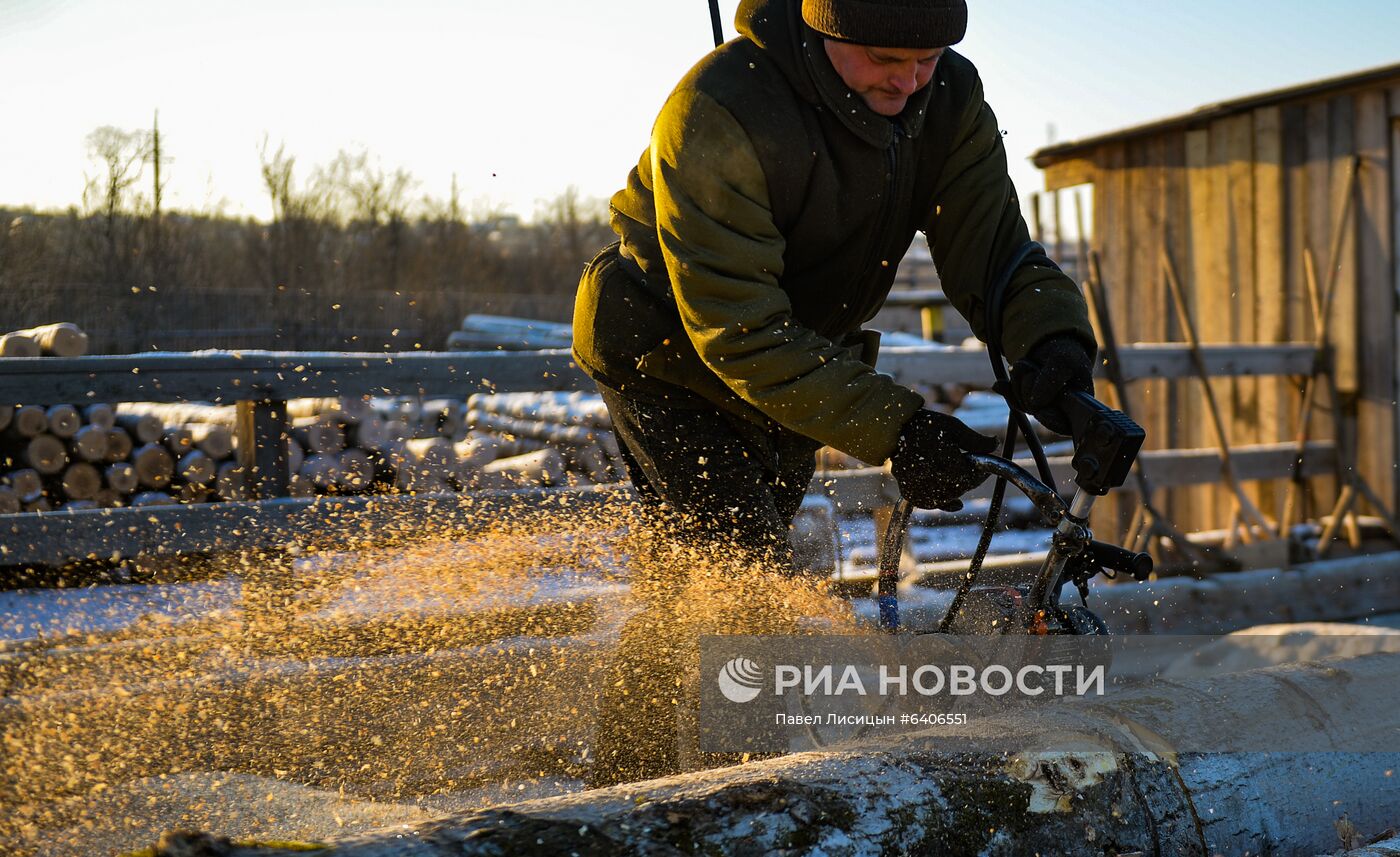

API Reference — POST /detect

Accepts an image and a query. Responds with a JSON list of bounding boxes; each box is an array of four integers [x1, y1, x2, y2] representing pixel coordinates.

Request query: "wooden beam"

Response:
[[1185, 126, 1220, 529], [877, 289, 950, 308], [1394, 114, 1400, 514], [0, 344, 1320, 409], [875, 342, 1317, 388], [1355, 92, 1397, 512], [0, 350, 590, 405], [1330, 94, 1360, 395], [1040, 155, 1097, 191], [819, 441, 1335, 512]]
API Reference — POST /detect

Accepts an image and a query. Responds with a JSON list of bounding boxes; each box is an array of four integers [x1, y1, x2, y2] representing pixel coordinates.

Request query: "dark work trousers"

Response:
[[598, 382, 821, 567], [588, 381, 821, 785]]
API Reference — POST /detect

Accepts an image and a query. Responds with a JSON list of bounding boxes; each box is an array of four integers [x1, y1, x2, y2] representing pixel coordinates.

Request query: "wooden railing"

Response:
[[0, 343, 1326, 567]]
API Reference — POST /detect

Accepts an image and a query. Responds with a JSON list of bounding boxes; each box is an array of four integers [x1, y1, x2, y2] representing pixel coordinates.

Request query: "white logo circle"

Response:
[[717, 657, 763, 703]]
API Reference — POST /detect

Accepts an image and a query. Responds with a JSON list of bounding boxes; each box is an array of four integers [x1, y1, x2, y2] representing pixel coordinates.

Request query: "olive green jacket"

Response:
[[573, 0, 1093, 465]]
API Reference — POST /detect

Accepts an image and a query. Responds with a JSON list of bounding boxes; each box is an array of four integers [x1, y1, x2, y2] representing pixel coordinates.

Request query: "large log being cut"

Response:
[[147, 650, 1400, 857]]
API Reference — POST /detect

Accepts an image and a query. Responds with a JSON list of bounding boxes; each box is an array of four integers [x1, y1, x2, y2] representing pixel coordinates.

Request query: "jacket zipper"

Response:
[[834, 121, 904, 334]]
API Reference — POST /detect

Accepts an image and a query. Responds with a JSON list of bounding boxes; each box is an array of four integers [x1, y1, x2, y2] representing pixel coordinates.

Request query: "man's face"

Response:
[[822, 41, 944, 117]]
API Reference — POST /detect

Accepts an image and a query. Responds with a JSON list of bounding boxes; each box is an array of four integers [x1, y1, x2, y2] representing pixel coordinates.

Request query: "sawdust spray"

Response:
[[0, 491, 866, 854]]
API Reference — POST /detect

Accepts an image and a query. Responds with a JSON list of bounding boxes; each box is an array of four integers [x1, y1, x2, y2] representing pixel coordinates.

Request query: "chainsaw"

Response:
[[876, 389, 1151, 636]]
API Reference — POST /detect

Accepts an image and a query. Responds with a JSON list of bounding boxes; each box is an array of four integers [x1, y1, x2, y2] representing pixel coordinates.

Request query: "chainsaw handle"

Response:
[[967, 453, 1065, 525], [1088, 539, 1153, 580]]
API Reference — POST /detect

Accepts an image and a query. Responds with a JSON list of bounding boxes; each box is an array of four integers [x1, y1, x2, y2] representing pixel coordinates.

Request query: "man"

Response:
[[573, 0, 1096, 783], [575, 0, 1095, 562]]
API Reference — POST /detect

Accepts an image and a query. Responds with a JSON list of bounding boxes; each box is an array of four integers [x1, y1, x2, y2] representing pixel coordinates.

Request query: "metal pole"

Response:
[[708, 0, 724, 47]]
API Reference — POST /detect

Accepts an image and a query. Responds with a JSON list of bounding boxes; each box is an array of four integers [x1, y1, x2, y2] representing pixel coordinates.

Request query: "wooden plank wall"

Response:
[[1079, 83, 1398, 534]]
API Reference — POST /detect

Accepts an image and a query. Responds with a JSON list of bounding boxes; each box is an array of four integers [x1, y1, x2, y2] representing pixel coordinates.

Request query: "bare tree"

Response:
[[534, 185, 607, 266], [146, 110, 173, 287], [82, 125, 150, 284], [321, 149, 418, 290], [259, 137, 336, 293]]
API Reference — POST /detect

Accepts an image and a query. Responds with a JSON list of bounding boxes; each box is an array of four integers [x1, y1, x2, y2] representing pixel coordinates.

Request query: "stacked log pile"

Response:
[[445, 313, 572, 352], [0, 318, 618, 512], [0, 387, 623, 513]]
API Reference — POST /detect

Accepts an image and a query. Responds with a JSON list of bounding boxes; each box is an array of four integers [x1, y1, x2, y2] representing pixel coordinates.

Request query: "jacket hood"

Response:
[[735, 0, 936, 145]]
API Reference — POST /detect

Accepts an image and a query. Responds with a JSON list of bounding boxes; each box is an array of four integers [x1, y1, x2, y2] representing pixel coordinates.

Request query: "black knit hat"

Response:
[[801, 0, 967, 49]]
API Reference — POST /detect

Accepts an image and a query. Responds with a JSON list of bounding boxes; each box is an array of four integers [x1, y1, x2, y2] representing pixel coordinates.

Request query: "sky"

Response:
[[3, 0, 1400, 224]]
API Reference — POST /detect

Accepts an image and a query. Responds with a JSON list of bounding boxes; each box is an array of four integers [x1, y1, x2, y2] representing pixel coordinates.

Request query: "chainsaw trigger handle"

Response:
[[1088, 539, 1153, 580]]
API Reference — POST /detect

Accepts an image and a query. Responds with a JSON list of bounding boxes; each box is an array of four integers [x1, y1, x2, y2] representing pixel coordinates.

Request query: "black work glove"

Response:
[[1010, 335, 1096, 436], [890, 409, 999, 512]]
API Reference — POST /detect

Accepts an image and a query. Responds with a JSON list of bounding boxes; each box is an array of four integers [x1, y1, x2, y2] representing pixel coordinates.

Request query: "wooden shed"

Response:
[[1032, 62, 1400, 537]]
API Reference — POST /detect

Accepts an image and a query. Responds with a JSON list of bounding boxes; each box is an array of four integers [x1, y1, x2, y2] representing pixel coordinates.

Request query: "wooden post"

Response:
[[1083, 245, 1210, 572], [1354, 92, 1396, 517], [1162, 247, 1277, 541], [235, 399, 290, 500], [918, 304, 943, 342]]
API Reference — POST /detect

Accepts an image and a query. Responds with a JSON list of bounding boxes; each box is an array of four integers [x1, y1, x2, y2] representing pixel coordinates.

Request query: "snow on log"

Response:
[[146, 653, 1400, 857], [11, 322, 89, 357], [1338, 833, 1400, 855], [481, 447, 566, 487], [0, 331, 41, 357], [469, 411, 604, 447], [114, 411, 166, 445], [467, 391, 611, 429], [292, 415, 347, 455]]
